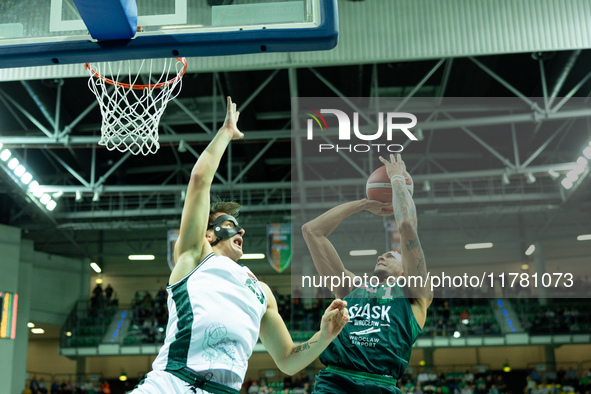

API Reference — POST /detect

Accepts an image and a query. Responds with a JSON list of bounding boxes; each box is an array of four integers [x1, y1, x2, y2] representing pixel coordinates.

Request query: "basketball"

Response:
[[366, 166, 414, 203]]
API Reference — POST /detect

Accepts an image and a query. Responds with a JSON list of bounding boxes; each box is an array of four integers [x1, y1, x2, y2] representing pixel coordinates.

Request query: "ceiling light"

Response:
[[465, 243, 493, 250], [33, 188, 44, 198], [566, 171, 578, 182], [40, 194, 51, 205], [521, 264, 529, 270], [561, 178, 573, 189], [13, 164, 25, 177], [525, 244, 535, 256], [75, 190, 83, 202], [28, 180, 39, 191], [128, 255, 155, 260], [526, 173, 536, 184], [547, 169, 560, 180], [21, 172, 32, 185], [92, 190, 100, 202], [90, 262, 102, 273], [7, 158, 19, 170], [45, 200, 57, 211], [349, 249, 377, 256], [95, 277, 103, 284], [0, 149, 11, 161], [31, 328, 45, 334], [583, 146, 591, 159], [577, 234, 591, 241], [27, 322, 35, 328], [66, 331, 72, 337], [239, 253, 265, 260], [119, 372, 127, 382], [502, 173, 510, 185], [461, 319, 469, 325], [577, 156, 588, 167], [453, 331, 461, 338]]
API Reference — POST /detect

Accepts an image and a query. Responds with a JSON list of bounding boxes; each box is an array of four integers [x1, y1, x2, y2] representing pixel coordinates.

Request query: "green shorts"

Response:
[[313, 367, 401, 394]]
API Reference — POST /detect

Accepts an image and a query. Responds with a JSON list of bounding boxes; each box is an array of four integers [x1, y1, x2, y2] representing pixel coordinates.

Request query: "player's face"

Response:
[[209, 212, 245, 261], [373, 251, 403, 278]]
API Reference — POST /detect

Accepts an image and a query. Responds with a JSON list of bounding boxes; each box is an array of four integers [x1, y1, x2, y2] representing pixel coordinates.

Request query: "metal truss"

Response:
[[0, 55, 590, 231]]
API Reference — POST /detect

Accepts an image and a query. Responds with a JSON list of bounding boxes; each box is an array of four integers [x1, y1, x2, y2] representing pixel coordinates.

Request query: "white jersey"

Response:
[[152, 253, 267, 390]]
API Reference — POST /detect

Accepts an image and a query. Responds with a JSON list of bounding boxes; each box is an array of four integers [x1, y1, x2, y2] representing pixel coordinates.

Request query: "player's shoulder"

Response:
[[259, 281, 271, 292]]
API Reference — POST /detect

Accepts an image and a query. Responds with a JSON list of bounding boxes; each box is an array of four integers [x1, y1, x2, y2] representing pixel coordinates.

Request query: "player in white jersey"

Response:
[[131, 97, 349, 394]]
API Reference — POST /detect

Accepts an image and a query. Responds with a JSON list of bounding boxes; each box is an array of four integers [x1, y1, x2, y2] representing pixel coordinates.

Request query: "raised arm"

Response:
[[258, 282, 349, 376], [302, 199, 392, 298], [379, 154, 432, 321], [170, 97, 243, 285]]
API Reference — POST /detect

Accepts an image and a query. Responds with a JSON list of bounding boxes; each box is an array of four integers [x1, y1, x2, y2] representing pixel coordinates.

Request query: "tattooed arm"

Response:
[[379, 154, 433, 326], [258, 282, 349, 375]]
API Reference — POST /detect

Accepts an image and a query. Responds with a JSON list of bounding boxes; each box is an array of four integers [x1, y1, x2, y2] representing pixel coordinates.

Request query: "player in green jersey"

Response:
[[302, 154, 432, 393]]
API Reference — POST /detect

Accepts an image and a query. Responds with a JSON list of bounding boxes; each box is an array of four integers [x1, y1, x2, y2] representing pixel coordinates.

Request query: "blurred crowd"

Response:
[[24, 377, 112, 394], [523, 367, 591, 394]]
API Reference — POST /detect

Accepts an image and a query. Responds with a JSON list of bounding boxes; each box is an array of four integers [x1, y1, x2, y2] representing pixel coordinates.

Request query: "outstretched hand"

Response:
[[319, 299, 349, 340], [220, 96, 243, 140], [379, 154, 408, 180]]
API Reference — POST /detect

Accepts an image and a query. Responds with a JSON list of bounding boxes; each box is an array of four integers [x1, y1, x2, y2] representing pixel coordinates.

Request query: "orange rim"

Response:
[[84, 57, 187, 90]]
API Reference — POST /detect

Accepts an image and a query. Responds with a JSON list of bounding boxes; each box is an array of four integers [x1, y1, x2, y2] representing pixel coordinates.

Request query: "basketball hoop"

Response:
[[85, 57, 187, 155]]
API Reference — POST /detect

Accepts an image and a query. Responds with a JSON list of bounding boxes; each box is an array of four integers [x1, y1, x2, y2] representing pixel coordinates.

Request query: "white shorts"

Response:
[[129, 370, 208, 394]]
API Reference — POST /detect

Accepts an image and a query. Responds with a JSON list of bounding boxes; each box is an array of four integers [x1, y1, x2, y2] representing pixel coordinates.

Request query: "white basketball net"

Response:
[[85, 58, 186, 155]]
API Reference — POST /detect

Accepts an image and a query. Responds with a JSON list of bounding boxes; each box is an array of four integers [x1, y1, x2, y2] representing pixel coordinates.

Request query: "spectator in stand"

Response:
[[37, 378, 47, 394], [436, 319, 445, 336], [247, 380, 259, 393], [461, 384, 474, 394], [102, 381, 112, 394], [482, 318, 492, 335], [495, 375, 506, 392], [105, 284, 114, 303], [460, 309, 470, 324], [565, 367, 577, 385], [156, 286, 167, 306], [475, 376, 487, 394], [414, 382, 424, 394], [526, 375, 537, 392], [464, 370, 475, 383], [442, 301, 451, 321], [29, 376, 39, 394], [93, 283, 103, 297], [142, 291, 154, 309], [529, 369, 541, 383], [50, 380, 59, 394], [579, 374, 591, 393], [259, 378, 269, 393]]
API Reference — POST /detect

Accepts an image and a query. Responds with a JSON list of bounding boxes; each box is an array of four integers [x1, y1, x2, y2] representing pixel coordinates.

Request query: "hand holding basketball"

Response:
[[220, 96, 243, 140], [379, 154, 407, 179], [367, 155, 414, 203], [362, 198, 393, 216]]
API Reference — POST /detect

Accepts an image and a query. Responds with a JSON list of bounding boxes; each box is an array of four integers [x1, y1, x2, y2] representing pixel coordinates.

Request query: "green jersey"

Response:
[[319, 284, 421, 378]]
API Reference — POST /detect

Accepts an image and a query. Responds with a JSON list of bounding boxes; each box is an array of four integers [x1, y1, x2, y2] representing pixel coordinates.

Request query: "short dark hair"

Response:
[[208, 200, 241, 226]]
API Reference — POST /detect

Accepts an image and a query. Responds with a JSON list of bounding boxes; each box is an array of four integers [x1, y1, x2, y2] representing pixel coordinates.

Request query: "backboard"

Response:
[[0, 0, 337, 68]]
